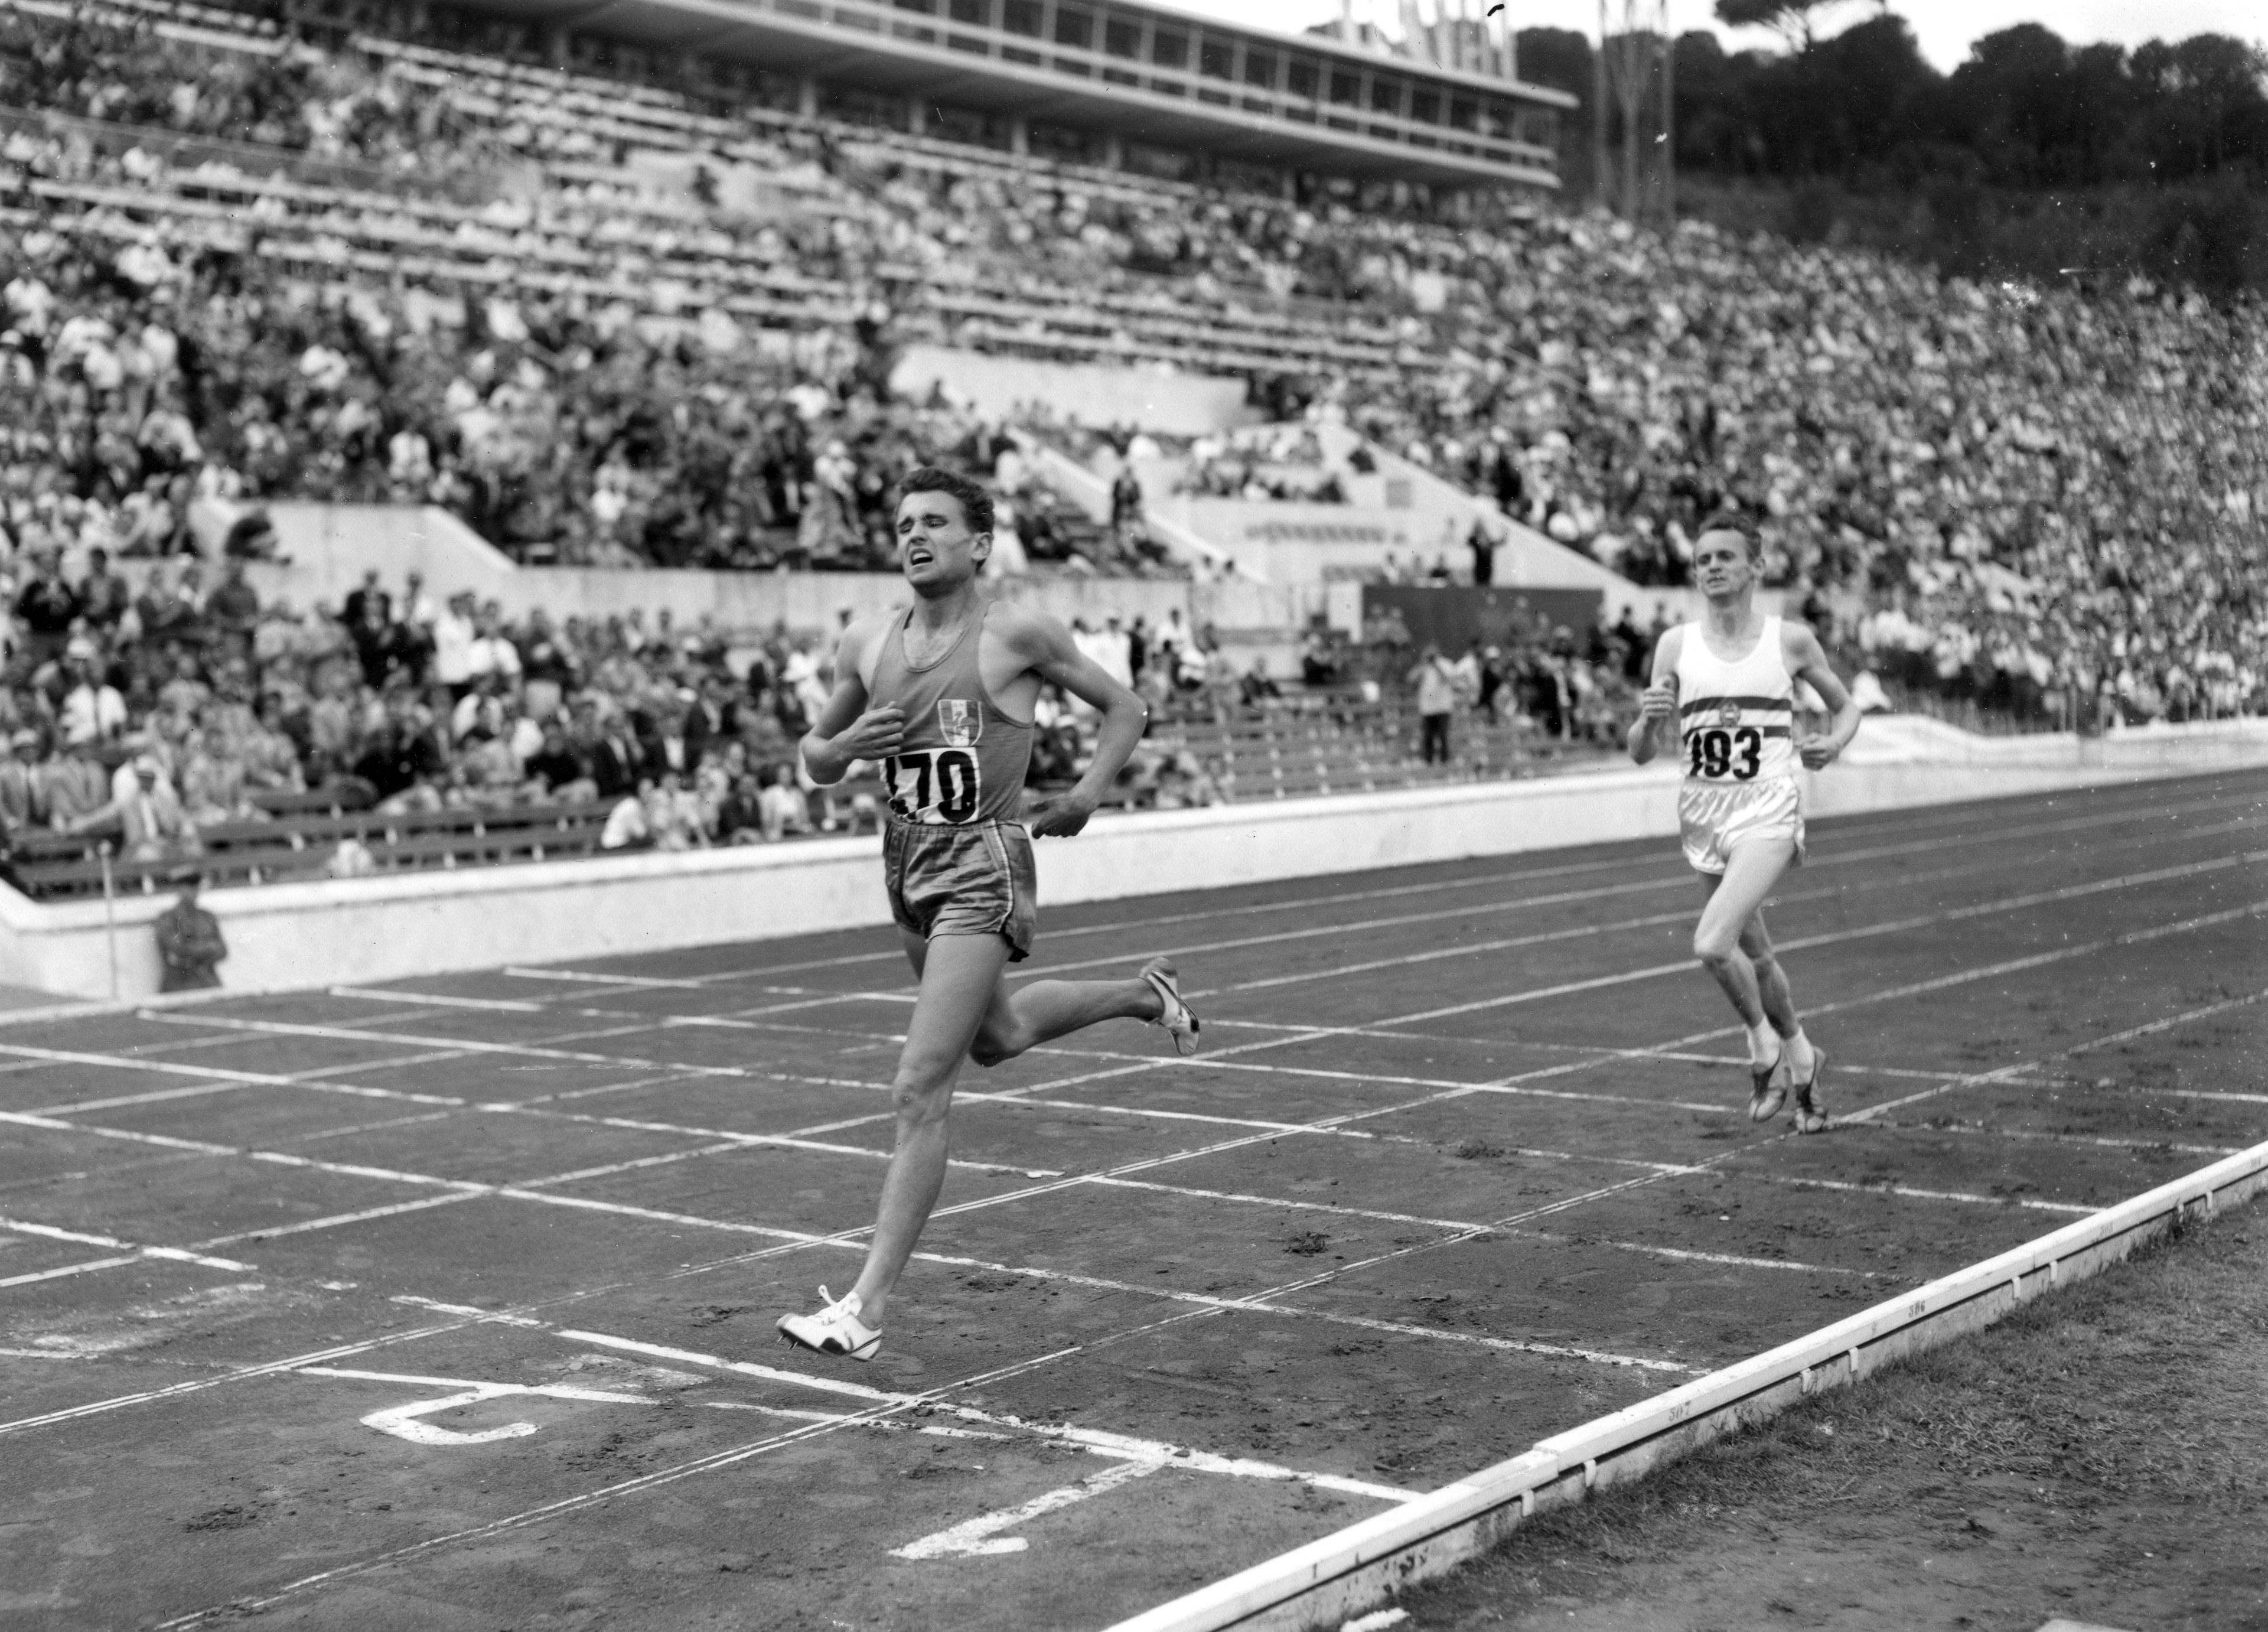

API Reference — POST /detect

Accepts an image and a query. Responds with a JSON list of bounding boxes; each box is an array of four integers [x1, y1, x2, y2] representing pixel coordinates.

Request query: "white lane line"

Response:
[[1748, 1174, 2094, 1216], [329, 986, 549, 1014], [504, 966, 706, 989], [1865, 1119, 2241, 1159], [1377, 849, 2268, 1027], [890, 1457, 1169, 1559], [128, 1011, 894, 1097], [0, 1216, 256, 1276]]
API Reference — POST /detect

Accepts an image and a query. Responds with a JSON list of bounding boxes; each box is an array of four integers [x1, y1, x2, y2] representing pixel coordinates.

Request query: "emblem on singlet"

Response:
[[937, 699, 982, 747], [1716, 699, 1742, 727]]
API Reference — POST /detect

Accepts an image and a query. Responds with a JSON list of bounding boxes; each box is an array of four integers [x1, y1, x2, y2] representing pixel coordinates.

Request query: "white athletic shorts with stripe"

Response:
[[1677, 777, 1806, 876]]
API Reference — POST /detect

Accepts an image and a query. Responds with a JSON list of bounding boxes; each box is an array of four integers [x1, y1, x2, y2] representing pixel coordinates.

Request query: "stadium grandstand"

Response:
[[0, 0, 2261, 902]]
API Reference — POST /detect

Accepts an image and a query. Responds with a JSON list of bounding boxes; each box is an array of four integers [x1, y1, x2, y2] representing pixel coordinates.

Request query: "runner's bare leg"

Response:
[[849, 932, 1166, 1327], [848, 932, 1013, 1328], [1692, 838, 1798, 1030], [968, 968, 1163, 1066]]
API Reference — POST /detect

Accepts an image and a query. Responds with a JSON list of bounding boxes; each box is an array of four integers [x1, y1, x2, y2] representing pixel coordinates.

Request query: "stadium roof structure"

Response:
[[461, 0, 1573, 190]]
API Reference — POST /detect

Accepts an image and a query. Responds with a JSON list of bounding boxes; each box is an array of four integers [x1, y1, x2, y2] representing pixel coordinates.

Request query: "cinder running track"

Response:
[[2, 770, 2263, 1631]]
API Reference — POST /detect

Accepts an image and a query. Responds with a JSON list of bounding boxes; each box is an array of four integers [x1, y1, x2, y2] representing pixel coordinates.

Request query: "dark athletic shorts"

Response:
[[882, 818, 1037, 963]]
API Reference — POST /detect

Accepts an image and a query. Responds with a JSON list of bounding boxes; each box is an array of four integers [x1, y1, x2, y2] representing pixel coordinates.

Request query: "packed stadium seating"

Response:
[[0, 0, 2260, 899]]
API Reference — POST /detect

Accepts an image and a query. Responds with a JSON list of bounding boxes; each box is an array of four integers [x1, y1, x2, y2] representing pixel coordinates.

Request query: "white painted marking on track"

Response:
[[0, 1214, 256, 1284], [329, 985, 548, 1013], [889, 1457, 1168, 1558], [294, 1366, 656, 1444], [397, 1301, 1420, 1502], [1342, 1608, 1413, 1631]]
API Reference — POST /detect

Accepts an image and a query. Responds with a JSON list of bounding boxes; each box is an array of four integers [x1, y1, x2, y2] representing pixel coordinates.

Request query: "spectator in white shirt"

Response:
[[58, 640, 128, 747], [431, 592, 476, 692], [464, 605, 522, 685]]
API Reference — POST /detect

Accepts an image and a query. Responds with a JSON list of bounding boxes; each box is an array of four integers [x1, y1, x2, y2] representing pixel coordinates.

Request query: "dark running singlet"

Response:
[[868, 602, 1034, 826]]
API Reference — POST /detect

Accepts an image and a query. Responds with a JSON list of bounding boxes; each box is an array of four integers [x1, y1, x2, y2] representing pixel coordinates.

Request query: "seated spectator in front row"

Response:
[[73, 754, 202, 864], [599, 780, 653, 851], [758, 763, 814, 842], [715, 772, 766, 844]]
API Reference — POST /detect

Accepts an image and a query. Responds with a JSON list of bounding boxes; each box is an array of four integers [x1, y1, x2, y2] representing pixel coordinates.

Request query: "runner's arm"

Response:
[[1010, 610, 1149, 838], [800, 623, 904, 786], [1627, 626, 1682, 765], [1785, 622, 1862, 770]]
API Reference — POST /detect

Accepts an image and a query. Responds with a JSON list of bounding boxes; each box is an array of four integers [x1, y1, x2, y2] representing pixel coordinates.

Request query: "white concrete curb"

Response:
[[1106, 1139, 2268, 1632]]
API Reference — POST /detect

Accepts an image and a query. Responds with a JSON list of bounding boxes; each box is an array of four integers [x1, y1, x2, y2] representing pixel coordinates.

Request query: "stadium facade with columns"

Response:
[[313, 0, 1572, 195]]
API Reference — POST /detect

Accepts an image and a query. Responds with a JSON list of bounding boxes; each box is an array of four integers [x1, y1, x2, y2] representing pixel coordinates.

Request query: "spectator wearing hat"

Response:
[[0, 728, 47, 829], [154, 874, 226, 992]]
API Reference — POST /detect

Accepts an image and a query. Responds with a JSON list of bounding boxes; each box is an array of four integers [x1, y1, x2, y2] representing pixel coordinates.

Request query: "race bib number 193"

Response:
[[884, 750, 982, 825], [1686, 727, 1762, 781]]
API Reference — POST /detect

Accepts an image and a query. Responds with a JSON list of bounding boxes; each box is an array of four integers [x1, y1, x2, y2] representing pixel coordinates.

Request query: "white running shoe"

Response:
[[1142, 957, 1201, 1057], [776, 1285, 881, 1363]]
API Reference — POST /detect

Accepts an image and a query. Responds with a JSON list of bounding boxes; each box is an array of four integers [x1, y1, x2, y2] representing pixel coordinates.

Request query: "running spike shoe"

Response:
[[777, 1285, 881, 1363], [1747, 1048, 1789, 1123], [1792, 1049, 1829, 1135], [1142, 957, 1201, 1057]]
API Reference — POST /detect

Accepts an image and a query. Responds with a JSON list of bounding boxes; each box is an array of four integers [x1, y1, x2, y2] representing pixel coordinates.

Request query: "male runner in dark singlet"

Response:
[[777, 467, 1197, 1363]]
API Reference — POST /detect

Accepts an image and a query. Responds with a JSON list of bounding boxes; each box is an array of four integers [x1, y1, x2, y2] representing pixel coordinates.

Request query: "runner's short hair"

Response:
[[1695, 520, 1757, 559], [898, 466, 995, 536]]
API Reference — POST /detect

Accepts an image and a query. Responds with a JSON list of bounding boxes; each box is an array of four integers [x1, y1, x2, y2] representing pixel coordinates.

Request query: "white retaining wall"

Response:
[[2, 719, 2261, 1004]]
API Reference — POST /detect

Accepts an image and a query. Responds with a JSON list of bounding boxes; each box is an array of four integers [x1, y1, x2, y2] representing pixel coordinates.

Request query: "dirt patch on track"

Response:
[[1394, 1206, 2268, 1632]]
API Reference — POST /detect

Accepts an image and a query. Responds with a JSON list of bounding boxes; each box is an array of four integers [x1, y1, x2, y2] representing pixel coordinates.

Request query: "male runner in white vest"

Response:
[[1628, 525, 1861, 1133], [778, 467, 1197, 1362]]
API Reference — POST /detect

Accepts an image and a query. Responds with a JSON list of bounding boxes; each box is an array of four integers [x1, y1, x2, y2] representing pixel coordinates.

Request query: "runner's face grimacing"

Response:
[[1693, 529, 1756, 602], [895, 490, 991, 594]]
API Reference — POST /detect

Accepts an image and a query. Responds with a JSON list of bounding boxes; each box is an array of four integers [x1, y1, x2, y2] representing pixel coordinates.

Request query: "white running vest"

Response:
[[1672, 615, 1797, 785]]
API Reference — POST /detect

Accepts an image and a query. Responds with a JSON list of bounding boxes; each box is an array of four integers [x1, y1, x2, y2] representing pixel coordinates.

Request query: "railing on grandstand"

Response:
[[1, 784, 611, 900], [1078, 692, 1615, 810]]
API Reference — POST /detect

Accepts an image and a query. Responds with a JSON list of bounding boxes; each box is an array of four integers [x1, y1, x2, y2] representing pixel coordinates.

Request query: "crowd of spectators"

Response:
[[0, 546, 914, 861], [0, 5, 2257, 732]]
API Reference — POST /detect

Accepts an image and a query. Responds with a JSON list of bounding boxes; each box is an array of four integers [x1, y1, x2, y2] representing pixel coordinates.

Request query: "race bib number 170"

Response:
[[883, 749, 982, 825]]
